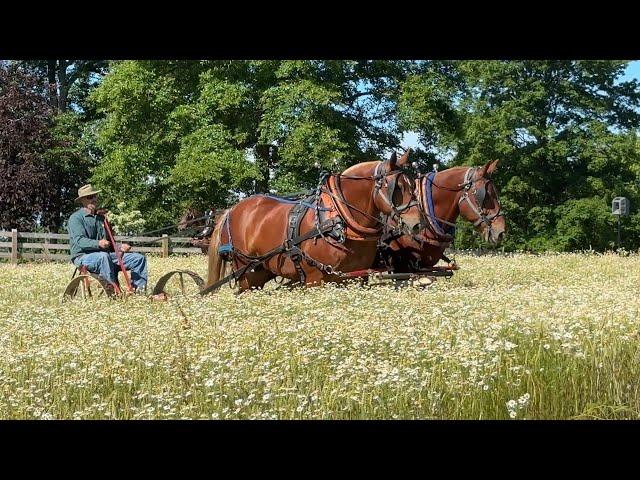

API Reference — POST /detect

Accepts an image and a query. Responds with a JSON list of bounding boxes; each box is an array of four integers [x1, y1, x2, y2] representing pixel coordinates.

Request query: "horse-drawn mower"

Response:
[[62, 152, 504, 301], [150, 153, 475, 298]]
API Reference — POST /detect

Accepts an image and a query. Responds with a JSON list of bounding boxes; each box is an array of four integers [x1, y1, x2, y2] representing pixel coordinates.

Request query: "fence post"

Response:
[[11, 229, 18, 265], [162, 234, 169, 258], [43, 233, 50, 261]]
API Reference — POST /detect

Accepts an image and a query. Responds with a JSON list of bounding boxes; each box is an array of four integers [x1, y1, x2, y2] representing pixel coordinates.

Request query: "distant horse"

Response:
[[205, 151, 424, 293], [177, 207, 218, 254], [378, 159, 506, 271]]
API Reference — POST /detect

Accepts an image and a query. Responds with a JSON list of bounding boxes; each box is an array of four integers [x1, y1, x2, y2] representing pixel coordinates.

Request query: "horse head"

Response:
[[456, 160, 506, 245], [327, 149, 423, 241], [371, 149, 424, 237], [377, 158, 506, 271], [177, 207, 202, 231]]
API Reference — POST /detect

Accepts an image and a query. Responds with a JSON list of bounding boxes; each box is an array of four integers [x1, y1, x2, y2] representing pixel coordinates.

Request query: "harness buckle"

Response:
[[329, 220, 345, 243]]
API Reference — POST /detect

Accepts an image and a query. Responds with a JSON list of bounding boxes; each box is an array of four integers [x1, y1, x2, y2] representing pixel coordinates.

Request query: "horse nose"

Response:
[[412, 224, 421, 235], [497, 231, 505, 242]]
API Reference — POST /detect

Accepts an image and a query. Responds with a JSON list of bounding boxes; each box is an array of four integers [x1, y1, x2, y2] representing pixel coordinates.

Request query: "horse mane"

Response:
[[341, 161, 380, 176]]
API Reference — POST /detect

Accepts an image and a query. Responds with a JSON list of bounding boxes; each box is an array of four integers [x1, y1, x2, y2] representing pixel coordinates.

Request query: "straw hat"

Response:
[[75, 184, 102, 202]]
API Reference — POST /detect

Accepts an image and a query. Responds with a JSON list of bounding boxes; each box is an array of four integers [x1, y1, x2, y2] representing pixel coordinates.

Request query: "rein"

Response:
[[325, 161, 419, 240], [99, 211, 133, 294], [104, 212, 215, 245]]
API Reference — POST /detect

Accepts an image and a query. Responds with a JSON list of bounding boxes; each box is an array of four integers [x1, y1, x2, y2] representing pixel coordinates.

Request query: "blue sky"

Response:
[[403, 60, 640, 150], [621, 60, 640, 82]]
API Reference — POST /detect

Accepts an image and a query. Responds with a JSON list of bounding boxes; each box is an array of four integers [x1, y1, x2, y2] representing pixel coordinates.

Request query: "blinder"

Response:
[[474, 184, 486, 208], [374, 161, 414, 211], [459, 168, 504, 229], [373, 160, 422, 241]]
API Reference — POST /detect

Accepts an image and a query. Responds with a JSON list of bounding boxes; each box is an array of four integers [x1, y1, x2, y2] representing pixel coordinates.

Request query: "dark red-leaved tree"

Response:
[[0, 64, 60, 231]]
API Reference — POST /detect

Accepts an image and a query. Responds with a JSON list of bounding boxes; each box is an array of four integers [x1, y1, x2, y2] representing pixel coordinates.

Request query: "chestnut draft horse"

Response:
[[203, 151, 424, 294], [378, 159, 506, 272]]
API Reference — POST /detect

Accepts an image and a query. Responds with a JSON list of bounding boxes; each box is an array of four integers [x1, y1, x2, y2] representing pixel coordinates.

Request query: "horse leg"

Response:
[[237, 266, 276, 294], [303, 268, 332, 287], [305, 267, 365, 288]]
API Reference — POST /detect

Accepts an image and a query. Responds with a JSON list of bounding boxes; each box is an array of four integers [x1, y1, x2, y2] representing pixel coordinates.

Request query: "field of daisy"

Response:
[[1, 252, 639, 419]]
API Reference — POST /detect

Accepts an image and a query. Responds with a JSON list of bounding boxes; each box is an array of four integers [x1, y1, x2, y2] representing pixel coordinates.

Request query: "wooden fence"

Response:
[[0, 230, 203, 264]]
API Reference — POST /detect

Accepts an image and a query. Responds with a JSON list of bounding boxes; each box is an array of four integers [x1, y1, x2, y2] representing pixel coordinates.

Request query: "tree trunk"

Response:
[[254, 144, 271, 193], [58, 60, 68, 113], [47, 60, 59, 110]]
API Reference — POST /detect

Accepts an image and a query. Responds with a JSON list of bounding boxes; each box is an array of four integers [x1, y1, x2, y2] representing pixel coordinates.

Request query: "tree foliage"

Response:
[[15, 60, 108, 115], [0, 65, 59, 230], [88, 60, 413, 228], [401, 60, 640, 250], [4, 59, 639, 251]]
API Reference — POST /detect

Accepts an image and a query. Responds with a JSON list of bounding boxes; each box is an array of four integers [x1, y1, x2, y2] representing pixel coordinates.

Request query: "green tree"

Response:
[[15, 60, 108, 114], [45, 111, 98, 228], [554, 197, 617, 251], [107, 202, 147, 235], [13, 60, 109, 229], [397, 60, 466, 169], [88, 60, 412, 228], [402, 60, 640, 251]]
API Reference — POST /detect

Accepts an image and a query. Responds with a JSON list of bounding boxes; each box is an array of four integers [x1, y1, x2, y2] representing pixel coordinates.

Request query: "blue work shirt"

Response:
[[67, 208, 109, 260]]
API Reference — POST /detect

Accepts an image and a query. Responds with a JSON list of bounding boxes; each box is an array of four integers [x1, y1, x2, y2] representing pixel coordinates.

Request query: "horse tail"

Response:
[[206, 208, 230, 286]]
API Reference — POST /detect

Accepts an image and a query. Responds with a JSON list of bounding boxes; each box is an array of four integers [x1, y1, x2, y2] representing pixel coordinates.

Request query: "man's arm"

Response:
[[68, 215, 103, 253]]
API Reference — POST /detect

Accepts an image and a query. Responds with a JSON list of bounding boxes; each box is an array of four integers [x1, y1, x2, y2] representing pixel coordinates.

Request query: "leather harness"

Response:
[[201, 160, 417, 294]]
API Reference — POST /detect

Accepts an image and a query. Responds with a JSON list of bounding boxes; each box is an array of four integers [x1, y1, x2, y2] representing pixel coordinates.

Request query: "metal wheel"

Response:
[[62, 274, 117, 302], [151, 270, 205, 297]]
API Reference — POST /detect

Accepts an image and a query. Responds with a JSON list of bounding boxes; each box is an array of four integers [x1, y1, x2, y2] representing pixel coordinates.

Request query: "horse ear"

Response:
[[397, 148, 411, 167], [478, 160, 492, 178], [388, 151, 398, 169], [486, 159, 500, 177]]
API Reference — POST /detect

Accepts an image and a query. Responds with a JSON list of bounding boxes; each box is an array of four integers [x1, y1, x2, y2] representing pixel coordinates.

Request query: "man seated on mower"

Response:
[[67, 184, 163, 298]]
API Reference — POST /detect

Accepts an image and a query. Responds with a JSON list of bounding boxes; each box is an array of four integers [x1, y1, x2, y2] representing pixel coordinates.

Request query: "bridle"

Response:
[[372, 161, 421, 231], [371, 160, 423, 243], [457, 167, 504, 229], [416, 166, 504, 245], [325, 160, 421, 240]]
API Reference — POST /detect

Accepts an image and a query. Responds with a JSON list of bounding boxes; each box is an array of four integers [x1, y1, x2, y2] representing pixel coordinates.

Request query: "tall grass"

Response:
[[1, 252, 639, 419]]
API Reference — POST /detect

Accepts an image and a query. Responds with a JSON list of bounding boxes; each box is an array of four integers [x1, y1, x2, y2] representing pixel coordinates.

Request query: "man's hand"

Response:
[[120, 243, 131, 253], [98, 239, 110, 249]]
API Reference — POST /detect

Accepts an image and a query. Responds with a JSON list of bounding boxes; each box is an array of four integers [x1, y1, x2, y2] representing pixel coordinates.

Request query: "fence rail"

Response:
[[0, 230, 204, 264]]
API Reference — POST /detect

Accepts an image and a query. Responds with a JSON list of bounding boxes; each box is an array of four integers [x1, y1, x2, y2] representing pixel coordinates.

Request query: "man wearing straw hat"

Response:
[[67, 184, 157, 296]]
